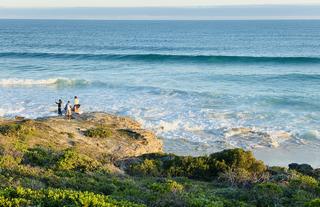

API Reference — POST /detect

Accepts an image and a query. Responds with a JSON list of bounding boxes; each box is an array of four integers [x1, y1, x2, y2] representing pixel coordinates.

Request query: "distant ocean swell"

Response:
[[1, 73, 319, 88], [1, 52, 320, 64]]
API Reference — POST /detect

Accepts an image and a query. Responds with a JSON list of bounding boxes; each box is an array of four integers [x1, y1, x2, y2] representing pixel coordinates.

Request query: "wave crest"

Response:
[[0, 78, 90, 87], [1, 52, 320, 64]]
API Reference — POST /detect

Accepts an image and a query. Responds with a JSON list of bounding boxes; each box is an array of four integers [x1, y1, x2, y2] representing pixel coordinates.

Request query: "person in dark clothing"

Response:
[[55, 99, 63, 116]]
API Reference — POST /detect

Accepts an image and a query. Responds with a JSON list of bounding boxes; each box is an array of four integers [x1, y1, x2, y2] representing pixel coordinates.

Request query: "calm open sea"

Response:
[[1, 20, 320, 166]]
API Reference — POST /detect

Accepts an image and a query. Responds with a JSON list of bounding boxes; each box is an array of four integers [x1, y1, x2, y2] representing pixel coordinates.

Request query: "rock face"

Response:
[[0, 112, 163, 160]]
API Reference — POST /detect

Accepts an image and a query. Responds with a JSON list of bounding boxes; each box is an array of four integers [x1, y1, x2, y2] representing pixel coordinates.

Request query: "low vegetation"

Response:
[[128, 149, 267, 185], [0, 187, 144, 207], [84, 126, 113, 138], [0, 120, 319, 206]]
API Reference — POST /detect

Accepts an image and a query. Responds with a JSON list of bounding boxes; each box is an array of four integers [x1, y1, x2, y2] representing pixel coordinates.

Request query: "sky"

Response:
[[1, 0, 320, 8], [0, 1, 320, 19]]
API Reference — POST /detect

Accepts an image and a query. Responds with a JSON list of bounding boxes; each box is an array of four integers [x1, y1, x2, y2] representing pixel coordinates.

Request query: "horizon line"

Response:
[[1, 18, 320, 21], [1, 4, 320, 9], [1, 5, 320, 20]]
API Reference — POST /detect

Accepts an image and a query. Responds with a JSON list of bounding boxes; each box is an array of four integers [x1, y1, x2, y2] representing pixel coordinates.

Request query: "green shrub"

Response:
[[118, 129, 144, 140], [149, 179, 184, 194], [130, 159, 161, 176], [186, 197, 224, 207], [56, 149, 100, 172], [209, 149, 266, 175], [219, 168, 252, 186], [290, 175, 319, 192], [0, 187, 145, 207], [0, 124, 23, 136], [252, 183, 284, 207], [165, 156, 210, 179], [0, 123, 34, 137], [23, 147, 59, 167], [268, 166, 294, 182], [183, 192, 246, 207], [84, 126, 113, 138], [128, 149, 267, 183], [290, 190, 316, 207], [305, 199, 320, 207], [152, 193, 187, 207], [289, 163, 314, 176], [0, 155, 21, 169]]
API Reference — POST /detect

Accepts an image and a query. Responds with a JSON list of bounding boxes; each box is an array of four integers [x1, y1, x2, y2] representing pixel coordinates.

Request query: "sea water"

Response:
[[0, 20, 320, 166]]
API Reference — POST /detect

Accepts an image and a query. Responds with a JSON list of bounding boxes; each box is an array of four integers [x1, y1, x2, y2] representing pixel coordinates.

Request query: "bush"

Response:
[[23, 147, 59, 167], [84, 127, 113, 138], [0, 155, 21, 169], [183, 192, 249, 207], [268, 166, 294, 183], [290, 190, 316, 207], [289, 163, 314, 176], [289, 175, 319, 192], [130, 159, 161, 176], [185, 196, 224, 207], [219, 168, 252, 187], [0, 187, 145, 207], [165, 156, 210, 179], [0, 124, 23, 136], [305, 199, 320, 207], [56, 149, 100, 172], [128, 149, 267, 183], [0, 123, 34, 137], [252, 183, 284, 207], [209, 149, 266, 175], [149, 179, 184, 194]]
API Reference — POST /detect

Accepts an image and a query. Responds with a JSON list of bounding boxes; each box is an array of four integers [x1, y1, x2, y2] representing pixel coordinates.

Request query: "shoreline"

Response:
[[2, 111, 318, 168]]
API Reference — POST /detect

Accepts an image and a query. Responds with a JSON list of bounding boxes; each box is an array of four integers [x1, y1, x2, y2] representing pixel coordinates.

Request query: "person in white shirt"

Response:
[[65, 101, 72, 120]]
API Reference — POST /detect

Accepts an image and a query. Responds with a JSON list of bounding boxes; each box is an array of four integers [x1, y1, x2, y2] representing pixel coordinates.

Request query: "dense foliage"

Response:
[[0, 187, 144, 207], [128, 149, 267, 185], [0, 121, 319, 206]]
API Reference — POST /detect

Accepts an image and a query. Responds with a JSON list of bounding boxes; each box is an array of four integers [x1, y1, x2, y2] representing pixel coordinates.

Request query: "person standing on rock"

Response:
[[65, 101, 72, 120], [55, 99, 63, 116], [73, 96, 80, 114]]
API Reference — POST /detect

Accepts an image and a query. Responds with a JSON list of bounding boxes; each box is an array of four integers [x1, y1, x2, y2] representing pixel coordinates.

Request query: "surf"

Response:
[[0, 78, 90, 87], [1, 52, 320, 64]]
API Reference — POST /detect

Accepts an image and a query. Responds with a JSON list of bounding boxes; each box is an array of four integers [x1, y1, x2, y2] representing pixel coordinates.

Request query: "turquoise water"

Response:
[[0, 20, 320, 164]]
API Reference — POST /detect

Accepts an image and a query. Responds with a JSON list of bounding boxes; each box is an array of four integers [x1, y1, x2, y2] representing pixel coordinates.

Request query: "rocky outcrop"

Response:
[[0, 112, 163, 161]]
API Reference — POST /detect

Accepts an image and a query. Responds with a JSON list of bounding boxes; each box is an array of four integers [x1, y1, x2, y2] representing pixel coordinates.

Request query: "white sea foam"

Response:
[[0, 78, 90, 87], [302, 130, 320, 140], [0, 106, 25, 117], [0, 78, 58, 86], [223, 127, 293, 149], [158, 120, 181, 132]]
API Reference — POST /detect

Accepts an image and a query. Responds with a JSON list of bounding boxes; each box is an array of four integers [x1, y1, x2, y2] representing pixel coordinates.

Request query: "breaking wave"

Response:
[[1, 52, 320, 64], [0, 78, 90, 87]]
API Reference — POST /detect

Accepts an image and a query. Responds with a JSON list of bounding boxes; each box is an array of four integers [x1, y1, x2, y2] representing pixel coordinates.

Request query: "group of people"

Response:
[[55, 96, 80, 119]]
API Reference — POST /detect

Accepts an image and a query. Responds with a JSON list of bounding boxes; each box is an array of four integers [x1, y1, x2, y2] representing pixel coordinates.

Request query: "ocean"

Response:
[[0, 20, 320, 166]]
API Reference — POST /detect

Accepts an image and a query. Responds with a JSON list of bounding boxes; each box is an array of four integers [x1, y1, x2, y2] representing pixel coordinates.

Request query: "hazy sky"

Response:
[[1, 0, 320, 8], [1, 1, 320, 19]]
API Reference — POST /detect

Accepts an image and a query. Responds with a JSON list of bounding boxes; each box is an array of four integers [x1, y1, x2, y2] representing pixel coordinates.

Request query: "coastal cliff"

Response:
[[0, 112, 162, 173], [0, 113, 319, 207]]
